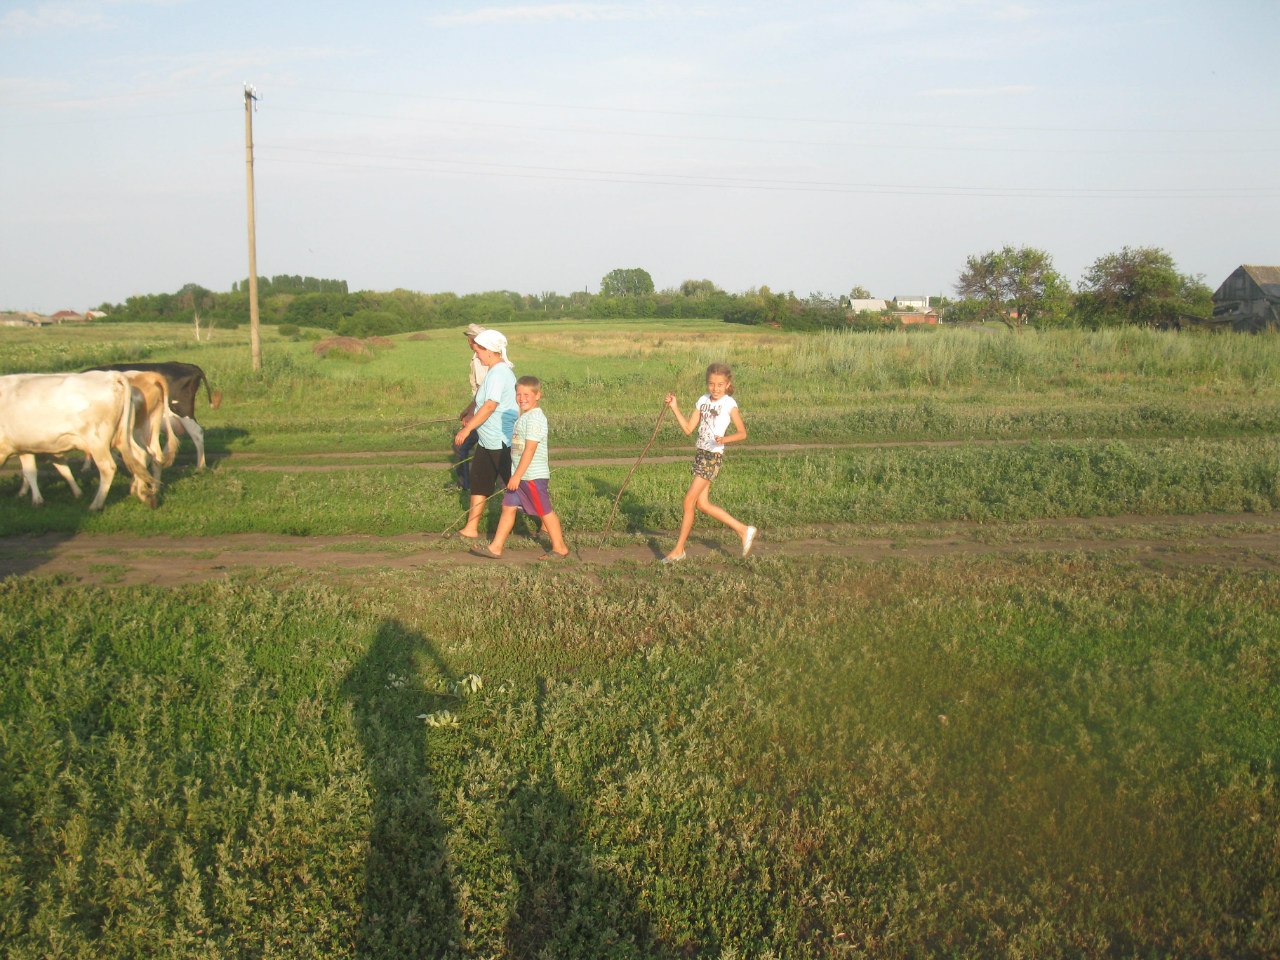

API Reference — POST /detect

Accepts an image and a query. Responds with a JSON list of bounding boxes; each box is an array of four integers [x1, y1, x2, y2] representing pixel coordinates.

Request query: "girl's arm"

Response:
[[715, 406, 748, 445], [454, 399, 497, 447], [664, 393, 700, 436], [506, 439, 537, 491]]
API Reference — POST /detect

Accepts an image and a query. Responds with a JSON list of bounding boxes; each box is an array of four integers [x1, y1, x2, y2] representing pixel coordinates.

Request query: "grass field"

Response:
[[2, 321, 1279, 958]]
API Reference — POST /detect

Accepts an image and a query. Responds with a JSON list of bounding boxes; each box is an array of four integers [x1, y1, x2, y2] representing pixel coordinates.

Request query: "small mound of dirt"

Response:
[[407, 332, 431, 341], [313, 337, 369, 357], [365, 336, 395, 348]]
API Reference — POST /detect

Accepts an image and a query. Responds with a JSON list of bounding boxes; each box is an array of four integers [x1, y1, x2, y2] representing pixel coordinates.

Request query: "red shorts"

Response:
[[502, 478, 554, 517]]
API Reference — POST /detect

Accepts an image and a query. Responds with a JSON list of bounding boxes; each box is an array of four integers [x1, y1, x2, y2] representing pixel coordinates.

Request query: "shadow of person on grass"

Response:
[[501, 679, 662, 960], [342, 620, 462, 958]]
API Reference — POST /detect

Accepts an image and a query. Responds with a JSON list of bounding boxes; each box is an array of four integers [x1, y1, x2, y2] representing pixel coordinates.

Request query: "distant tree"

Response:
[[955, 246, 1070, 330], [600, 268, 655, 298], [679, 278, 721, 298], [848, 284, 872, 300], [1077, 246, 1212, 327]]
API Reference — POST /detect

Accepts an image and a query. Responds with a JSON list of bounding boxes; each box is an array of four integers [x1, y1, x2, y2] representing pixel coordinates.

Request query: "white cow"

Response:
[[0, 371, 158, 510]]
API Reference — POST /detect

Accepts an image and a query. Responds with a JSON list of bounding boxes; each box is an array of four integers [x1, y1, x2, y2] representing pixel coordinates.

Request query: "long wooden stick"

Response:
[[603, 403, 667, 538], [440, 488, 505, 539]]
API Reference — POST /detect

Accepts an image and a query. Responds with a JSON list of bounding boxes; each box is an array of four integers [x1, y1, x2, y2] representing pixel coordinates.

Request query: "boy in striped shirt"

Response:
[[472, 376, 571, 560]]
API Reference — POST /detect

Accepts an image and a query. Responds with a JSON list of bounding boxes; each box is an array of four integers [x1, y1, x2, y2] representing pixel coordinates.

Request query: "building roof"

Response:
[[1242, 265, 1280, 299]]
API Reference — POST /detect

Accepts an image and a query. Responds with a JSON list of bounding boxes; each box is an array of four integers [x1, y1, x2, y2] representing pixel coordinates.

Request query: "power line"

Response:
[[0, 108, 237, 129], [283, 83, 1279, 137], [254, 147, 1277, 201], [269, 105, 1277, 157]]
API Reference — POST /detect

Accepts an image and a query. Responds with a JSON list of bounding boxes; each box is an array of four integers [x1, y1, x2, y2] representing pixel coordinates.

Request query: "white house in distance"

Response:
[[848, 295, 933, 312]]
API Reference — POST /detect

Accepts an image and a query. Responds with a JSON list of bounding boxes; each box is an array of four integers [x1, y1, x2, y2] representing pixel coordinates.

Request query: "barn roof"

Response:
[[1242, 265, 1280, 299]]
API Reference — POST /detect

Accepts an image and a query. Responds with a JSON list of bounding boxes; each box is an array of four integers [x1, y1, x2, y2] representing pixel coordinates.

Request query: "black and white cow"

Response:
[[86, 361, 222, 468]]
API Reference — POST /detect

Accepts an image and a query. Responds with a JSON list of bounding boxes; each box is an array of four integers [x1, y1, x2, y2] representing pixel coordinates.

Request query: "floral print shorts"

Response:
[[692, 449, 724, 481]]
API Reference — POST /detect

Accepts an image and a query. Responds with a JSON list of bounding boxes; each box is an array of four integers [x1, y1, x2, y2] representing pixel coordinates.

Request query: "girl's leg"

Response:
[[696, 487, 753, 547], [487, 505, 519, 555], [539, 511, 570, 556], [667, 477, 709, 558]]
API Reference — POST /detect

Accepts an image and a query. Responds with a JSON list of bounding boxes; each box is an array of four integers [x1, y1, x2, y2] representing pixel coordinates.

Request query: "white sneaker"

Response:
[[742, 526, 757, 557], [660, 552, 686, 564]]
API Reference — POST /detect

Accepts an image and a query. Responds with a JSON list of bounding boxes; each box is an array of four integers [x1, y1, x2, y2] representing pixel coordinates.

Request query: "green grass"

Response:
[[8, 323, 1280, 460], [2, 558, 1278, 958], [5, 321, 1280, 957], [3, 436, 1277, 537]]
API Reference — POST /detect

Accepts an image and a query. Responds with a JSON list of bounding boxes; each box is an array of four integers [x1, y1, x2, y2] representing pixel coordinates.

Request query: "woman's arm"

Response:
[[454, 399, 497, 447]]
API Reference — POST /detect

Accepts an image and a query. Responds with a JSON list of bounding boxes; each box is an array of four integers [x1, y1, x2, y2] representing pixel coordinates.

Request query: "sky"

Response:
[[1, 0, 1277, 313]]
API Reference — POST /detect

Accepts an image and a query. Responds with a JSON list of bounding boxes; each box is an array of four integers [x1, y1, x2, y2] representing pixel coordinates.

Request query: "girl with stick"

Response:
[[661, 362, 757, 563]]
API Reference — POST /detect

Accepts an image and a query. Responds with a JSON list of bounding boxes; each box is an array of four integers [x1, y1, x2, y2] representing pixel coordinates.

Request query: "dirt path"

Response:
[[3, 513, 1278, 587]]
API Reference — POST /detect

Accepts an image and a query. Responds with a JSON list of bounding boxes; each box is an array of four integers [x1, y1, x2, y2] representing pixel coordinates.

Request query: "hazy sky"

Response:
[[2, 0, 1277, 313]]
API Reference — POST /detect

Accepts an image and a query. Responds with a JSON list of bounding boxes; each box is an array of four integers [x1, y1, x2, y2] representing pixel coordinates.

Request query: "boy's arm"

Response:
[[507, 439, 537, 490]]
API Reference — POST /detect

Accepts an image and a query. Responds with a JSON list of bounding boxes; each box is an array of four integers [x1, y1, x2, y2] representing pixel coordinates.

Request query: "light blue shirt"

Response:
[[475, 363, 517, 449]]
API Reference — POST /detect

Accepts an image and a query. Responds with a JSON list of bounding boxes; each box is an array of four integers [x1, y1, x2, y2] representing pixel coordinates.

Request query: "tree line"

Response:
[[95, 248, 1218, 336], [950, 245, 1213, 330]]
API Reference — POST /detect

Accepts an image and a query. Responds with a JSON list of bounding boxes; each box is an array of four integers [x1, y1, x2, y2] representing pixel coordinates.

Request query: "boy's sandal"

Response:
[[539, 551, 571, 561], [470, 545, 503, 559]]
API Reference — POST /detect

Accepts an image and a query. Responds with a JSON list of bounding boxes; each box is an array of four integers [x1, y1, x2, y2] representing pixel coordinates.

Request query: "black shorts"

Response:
[[469, 445, 511, 496]]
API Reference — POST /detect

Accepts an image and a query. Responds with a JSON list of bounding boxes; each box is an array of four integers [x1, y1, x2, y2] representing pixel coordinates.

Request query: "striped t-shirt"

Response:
[[511, 407, 550, 481]]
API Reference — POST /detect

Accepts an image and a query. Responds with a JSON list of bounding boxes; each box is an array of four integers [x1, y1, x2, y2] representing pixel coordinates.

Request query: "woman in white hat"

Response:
[[453, 329, 517, 538]]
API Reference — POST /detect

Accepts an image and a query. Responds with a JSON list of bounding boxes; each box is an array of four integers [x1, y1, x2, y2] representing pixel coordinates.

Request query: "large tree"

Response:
[[1077, 246, 1212, 327], [600, 268, 655, 298], [955, 245, 1070, 329]]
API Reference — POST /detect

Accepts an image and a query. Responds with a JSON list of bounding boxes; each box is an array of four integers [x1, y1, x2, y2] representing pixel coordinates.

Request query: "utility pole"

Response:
[[244, 83, 262, 371]]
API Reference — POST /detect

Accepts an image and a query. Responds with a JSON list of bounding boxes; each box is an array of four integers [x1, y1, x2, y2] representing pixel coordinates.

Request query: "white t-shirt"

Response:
[[695, 393, 738, 453]]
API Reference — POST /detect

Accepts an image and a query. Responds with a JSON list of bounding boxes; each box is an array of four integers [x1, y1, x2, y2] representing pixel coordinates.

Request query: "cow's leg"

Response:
[[17, 454, 43, 506], [162, 412, 182, 464], [132, 424, 161, 487], [86, 446, 117, 511], [51, 459, 84, 499], [178, 415, 206, 469]]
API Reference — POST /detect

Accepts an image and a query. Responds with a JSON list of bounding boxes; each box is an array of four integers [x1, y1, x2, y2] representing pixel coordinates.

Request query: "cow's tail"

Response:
[[202, 372, 223, 410], [112, 377, 158, 505]]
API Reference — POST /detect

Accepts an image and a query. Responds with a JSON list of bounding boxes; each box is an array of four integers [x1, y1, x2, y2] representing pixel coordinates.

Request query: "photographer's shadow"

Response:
[[502, 681, 661, 959], [342, 620, 461, 956]]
